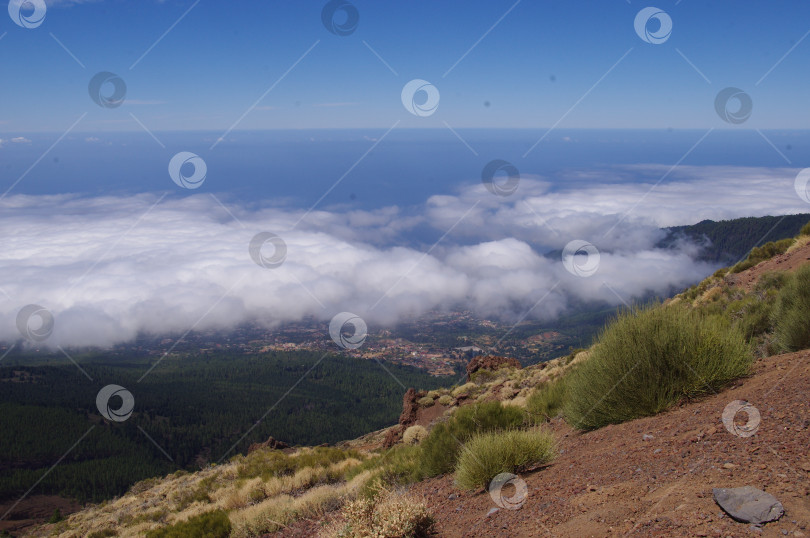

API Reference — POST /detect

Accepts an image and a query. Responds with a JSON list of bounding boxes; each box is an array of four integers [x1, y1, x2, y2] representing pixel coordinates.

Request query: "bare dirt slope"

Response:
[[728, 238, 810, 292], [409, 350, 810, 537], [269, 350, 809, 538]]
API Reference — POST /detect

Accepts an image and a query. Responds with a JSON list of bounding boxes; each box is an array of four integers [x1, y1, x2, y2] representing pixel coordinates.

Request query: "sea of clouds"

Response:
[[2, 164, 808, 348]]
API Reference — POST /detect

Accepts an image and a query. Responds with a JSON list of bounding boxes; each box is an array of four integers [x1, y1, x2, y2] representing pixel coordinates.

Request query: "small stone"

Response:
[[723, 463, 737, 469], [713, 486, 784, 524], [794, 531, 806, 537], [486, 507, 499, 518], [653, 448, 662, 454], [749, 524, 763, 533], [448, 493, 458, 500], [642, 434, 654, 441]]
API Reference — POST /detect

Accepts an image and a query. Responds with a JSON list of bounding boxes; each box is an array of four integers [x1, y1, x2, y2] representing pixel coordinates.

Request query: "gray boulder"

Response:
[[712, 486, 784, 524]]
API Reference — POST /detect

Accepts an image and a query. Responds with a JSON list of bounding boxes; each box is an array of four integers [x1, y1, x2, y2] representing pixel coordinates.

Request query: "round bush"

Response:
[[437, 394, 454, 406], [419, 401, 526, 477], [563, 304, 751, 430], [417, 396, 434, 408], [454, 429, 556, 490], [451, 383, 476, 398], [402, 425, 428, 445]]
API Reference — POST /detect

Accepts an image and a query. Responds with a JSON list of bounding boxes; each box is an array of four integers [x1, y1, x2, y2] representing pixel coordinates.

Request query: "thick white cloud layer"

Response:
[[2, 165, 807, 348]]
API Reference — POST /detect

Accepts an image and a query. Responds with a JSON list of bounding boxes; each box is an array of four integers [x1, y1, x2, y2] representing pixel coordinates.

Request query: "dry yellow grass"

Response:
[[26, 449, 368, 538], [230, 471, 373, 538], [319, 485, 434, 538], [786, 233, 810, 254]]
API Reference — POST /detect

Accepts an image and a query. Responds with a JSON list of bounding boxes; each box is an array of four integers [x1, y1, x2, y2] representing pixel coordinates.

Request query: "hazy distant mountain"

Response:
[[659, 213, 810, 264]]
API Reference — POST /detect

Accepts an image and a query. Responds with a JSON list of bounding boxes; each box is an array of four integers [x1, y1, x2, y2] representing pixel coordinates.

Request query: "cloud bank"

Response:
[[2, 165, 807, 348]]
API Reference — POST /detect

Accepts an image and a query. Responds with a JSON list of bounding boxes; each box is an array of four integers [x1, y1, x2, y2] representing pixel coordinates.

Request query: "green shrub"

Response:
[[470, 369, 497, 384], [145, 510, 231, 538], [237, 446, 358, 481], [437, 394, 454, 406], [756, 271, 788, 292], [801, 221, 810, 236], [174, 475, 217, 510], [729, 259, 756, 274], [564, 304, 751, 430], [127, 507, 168, 526], [348, 444, 424, 498], [419, 401, 525, 477], [87, 530, 117, 538], [731, 238, 795, 273], [681, 284, 699, 302], [46, 508, 64, 524], [417, 396, 434, 407], [130, 476, 161, 495], [527, 376, 569, 422], [729, 296, 775, 342], [564, 348, 584, 365], [772, 264, 810, 352], [451, 383, 476, 398], [454, 429, 556, 490]]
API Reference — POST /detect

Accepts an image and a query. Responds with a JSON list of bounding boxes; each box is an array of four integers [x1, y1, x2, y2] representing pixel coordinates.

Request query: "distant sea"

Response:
[[1, 129, 807, 210]]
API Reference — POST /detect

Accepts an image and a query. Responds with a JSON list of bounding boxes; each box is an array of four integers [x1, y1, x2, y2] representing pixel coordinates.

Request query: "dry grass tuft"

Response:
[[321, 485, 434, 538]]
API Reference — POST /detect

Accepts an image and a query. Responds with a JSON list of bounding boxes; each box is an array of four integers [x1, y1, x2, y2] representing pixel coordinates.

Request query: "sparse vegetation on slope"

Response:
[[730, 237, 795, 273], [527, 375, 569, 423], [419, 401, 526, 477], [324, 485, 434, 538], [144, 509, 231, 538], [32, 217, 810, 537], [563, 304, 752, 430], [346, 444, 424, 498], [772, 264, 810, 352], [454, 428, 556, 490]]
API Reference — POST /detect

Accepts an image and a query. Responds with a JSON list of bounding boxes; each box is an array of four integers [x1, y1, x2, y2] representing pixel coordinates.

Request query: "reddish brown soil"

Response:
[[410, 350, 810, 537], [728, 241, 810, 292], [0, 495, 82, 535], [415, 402, 448, 428], [275, 350, 810, 537]]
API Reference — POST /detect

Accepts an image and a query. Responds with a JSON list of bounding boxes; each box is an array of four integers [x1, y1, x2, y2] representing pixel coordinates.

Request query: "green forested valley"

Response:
[[0, 351, 455, 503]]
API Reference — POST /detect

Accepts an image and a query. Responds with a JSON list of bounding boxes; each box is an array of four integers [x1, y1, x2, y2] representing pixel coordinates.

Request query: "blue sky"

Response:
[[4, 1, 810, 347], [2, 0, 810, 132]]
